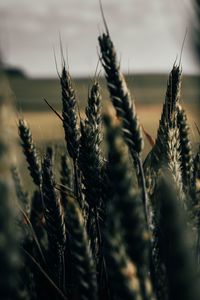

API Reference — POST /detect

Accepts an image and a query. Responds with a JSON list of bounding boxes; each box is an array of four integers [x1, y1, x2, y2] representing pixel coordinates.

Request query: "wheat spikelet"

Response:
[[143, 68, 185, 275], [60, 66, 82, 207], [78, 82, 104, 275], [152, 65, 182, 166], [60, 66, 80, 161], [163, 65, 182, 125], [143, 66, 185, 300], [86, 81, 102, 130], [165, 127, 185, 203], [42, 153, 66, 288], [177, 105, 193, 190], [18, 119, 42, 187], [66, 197, 97, 300], [150, 128, 185, 292], [144, 65, 184, 210], [98, 33, 143, 161], [79, 82, 103, 208], [60, 153, 72, 207]]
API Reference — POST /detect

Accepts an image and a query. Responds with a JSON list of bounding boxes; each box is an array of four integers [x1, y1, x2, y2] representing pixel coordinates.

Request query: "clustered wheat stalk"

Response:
[[0, 15, 200, 300]]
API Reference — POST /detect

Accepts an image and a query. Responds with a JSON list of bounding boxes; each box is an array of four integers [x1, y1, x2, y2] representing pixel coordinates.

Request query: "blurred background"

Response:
[[0, 0, 199, 157]]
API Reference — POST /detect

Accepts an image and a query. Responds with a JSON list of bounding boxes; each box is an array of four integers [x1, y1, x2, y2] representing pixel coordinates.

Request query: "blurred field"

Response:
[[9, 73, 200, 110], [9, 73, 200, 158]]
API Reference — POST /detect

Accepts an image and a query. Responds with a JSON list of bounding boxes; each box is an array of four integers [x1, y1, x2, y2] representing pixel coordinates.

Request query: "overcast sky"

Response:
[[0, 0, 197, 77]]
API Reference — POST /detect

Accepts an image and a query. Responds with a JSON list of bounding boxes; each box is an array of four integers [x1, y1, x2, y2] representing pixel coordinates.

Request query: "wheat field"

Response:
[[0, 4, 200, 300]]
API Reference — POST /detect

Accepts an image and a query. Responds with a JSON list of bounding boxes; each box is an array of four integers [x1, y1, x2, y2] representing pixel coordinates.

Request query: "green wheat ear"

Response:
[[151, 64, 182, 167], [66, 197, 98, 300], [18, 119, 42, 187], [98, 32, 143, 169], [144, 65, 185, 206], [60, 66, 80, 161], [78, 82, 104, 270], [79, 81, 103, 209], [42, 151, 66, 288], [177, 105, 193, 191]]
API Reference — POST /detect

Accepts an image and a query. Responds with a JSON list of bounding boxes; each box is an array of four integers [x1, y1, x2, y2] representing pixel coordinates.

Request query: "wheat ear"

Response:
[[98, 33, 143, 162], [42, 153, 66, 288], [18, 119, 42, 187], [66, 197, 98, 300]]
